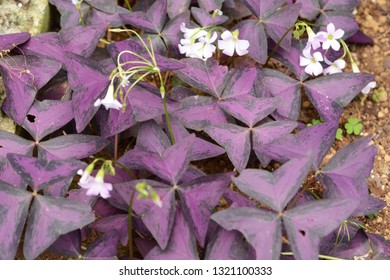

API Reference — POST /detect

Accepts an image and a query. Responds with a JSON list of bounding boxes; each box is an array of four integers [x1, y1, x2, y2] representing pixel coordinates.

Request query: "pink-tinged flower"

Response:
[[94, 83, 123, 110], [303, 26, 325, 53], [323, 58, 346, 75], [218, 30, 250, 56], [77, 169, 92, 184], [78, 170, 113, 199], [71, 0, 79, 5], [317, 23, 345, 51], [300, 50, 324, 76]]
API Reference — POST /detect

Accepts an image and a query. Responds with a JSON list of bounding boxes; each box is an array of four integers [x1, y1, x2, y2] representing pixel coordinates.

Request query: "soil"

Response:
[[352, 0, 390, 239]]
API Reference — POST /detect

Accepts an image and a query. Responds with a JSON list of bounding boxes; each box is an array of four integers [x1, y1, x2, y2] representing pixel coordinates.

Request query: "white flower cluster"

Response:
[[178, 23, 250, 61], [300, 23, 376, 94], [300, 23, 345, 76]]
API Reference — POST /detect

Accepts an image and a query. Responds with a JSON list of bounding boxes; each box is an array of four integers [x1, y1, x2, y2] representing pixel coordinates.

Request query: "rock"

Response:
[[377, 111, 385, 119], [0, 0, 50, 35]]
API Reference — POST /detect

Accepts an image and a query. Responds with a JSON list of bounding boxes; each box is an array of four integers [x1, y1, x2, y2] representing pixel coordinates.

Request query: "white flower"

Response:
[[317, 23, 345, 51], [361, 81, 377, 95], [180, 23, 207, 40], [78, 170, 113, 199], [300, 50, 324, 76], [94, 83, 123, 110], [323, 58, 346, 75], [218, 30, 250, 57], [303, 26, 326, 54], [178, 39, 204, 59], [71, 0, 79, 5], [198, 32, 217, 60], [77, 169, 92, 184]]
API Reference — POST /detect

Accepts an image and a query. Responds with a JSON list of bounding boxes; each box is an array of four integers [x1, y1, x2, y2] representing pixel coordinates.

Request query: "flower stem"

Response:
[[264, 25, 295, 67], [127, 188, 137, 259], [163, 97, 175, 144], [124, 0, 132, 11]]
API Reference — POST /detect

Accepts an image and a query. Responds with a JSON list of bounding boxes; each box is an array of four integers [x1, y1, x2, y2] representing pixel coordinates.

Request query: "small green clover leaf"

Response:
[[307, 119, 322, 127], [345, 117, 363, 135], [336, 128, 343, 140]]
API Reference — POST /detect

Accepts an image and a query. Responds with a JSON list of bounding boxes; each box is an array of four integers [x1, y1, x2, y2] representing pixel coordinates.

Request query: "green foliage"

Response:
[[307, 118, 322, 127], [336, 128, 343, 140], [345, 117, 363, 135]]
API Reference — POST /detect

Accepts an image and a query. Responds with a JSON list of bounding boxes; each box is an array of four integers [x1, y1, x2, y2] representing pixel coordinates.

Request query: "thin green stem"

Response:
[[163, 97, 175, 144], [124, 0, 132, 11], [127, 188, 137, 259], [264, 25, 295, 67]]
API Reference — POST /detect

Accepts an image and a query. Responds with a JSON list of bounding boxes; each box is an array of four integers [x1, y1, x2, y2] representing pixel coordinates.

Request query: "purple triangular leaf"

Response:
[[169, 119, 225, 161], [37, 135, 109, 161], [49, 0, 89, 29], [7, 153, 85, 192], [23, 195, 95, 259], [21, 100, 73, 141], [174, 58, 229, 98], [295, 0, 320, 20], [263, 68, 301, 120], [0, 32, 30, 51], [160, 11, 191, 57], [145, 206, 199, 260], [179, 173, 232, 246], [205, 124, 250, 172], [65, 52, 110, 132], [191, 7, 228, 26], [366, 232, 390, 260], [211, 207, 282, 259], [87, 6, 132, 27], [219, 97, 280, 127], [49, 230, 82, 257], [318, 136, 385, 215], [0, 130, 34, 188], [90, 214, 128, 246], [139, 134, 195, 184], [233, 157, 312, 212], [172, 95, 228, 131], [304, 73, 375, 121], [0, 55, 61, 124], [283, 199, 358, 260], [113, 180, 176, 249], [261, 121, 338, 169], [347, 30, 374, 45], [221, 67, 257, 99], [263, 3, 301, 51], [167, 0, 190, 18], [84, 0, 117, 13], [205, 227, 256, 260], [121, 0, 167, 33], [242, 0, 286, 18], [235, 19, 268, 64], [252, 121, 297, 167], [223, 189, 258, 208], [84, 231, 119, 260], [198, 0, 223, 11], [0, 181, 32, 259], [20, 24, 108, 65], [135, 120, 170, 154]]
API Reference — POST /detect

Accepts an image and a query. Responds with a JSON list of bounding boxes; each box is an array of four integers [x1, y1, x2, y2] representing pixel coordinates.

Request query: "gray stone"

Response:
[[0, 0, 50, 35]]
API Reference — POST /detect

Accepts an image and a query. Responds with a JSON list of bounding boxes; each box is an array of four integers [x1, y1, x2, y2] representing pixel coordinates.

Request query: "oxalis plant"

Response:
[[0, 0, 388, 260]]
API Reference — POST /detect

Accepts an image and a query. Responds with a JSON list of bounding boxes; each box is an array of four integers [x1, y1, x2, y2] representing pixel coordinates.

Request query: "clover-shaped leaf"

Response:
[[345, 117, 363, 135]]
